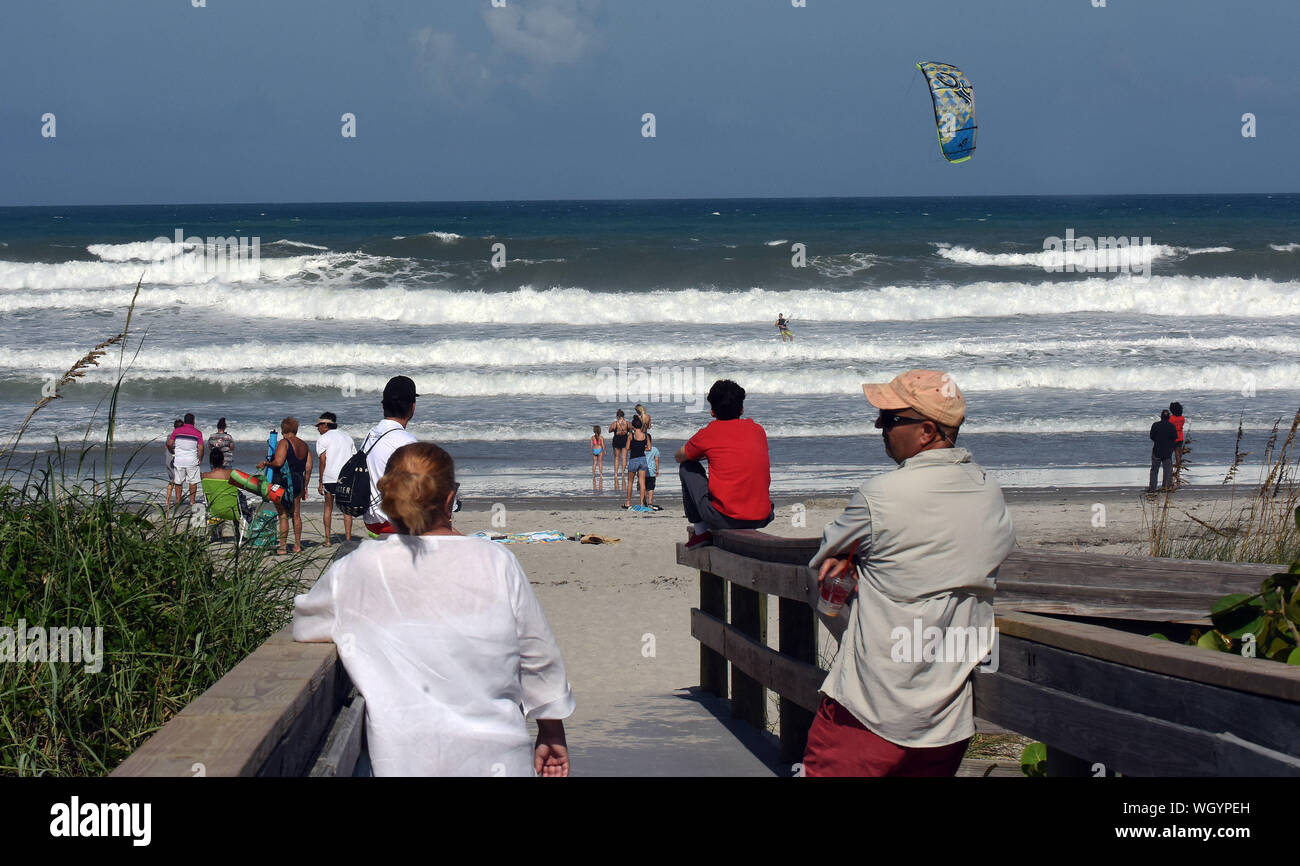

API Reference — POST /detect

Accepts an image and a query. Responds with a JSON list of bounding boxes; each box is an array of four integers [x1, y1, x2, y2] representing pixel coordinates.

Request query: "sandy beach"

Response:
[[215, 481, 1238, 774]]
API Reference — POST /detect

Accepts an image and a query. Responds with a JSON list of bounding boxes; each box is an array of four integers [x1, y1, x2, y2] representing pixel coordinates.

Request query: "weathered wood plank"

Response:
[[309, 692, 366, 778], [699, 569, 727, 698], [691, 609, 824, 713], [778, 596, 818, 763], [713, 529, 821, 564], [996, 581, 1244, 616], [730, 583, 767, 728], [956, 758, 1024, 778], [1003, 638, 1300, 759], [994, 600, 1212, 624], [112, 626, 345, 777], [678, 544, 817, 602], [973, 671, 1300, 776], [999, 548, 1280, 582], [997, 610, 1300, 703]]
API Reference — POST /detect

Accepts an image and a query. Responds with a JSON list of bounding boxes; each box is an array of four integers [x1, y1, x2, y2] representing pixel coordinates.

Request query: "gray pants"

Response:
[[1148, 455, 1172, 492], [679, 460, 774, 531]]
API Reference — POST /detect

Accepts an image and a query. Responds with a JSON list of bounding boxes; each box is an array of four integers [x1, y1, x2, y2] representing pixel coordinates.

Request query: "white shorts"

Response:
[[174, 464, 200, 487]]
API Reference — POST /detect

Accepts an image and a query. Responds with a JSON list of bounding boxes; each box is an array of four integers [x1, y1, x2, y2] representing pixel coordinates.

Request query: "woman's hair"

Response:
[[217, 417, 227, 430], [632, 416, 642, 430], [635, 404, 645, 414], [616, 409, 625, 418], [592, 425, 601, 435], [210, 449, 225, 468], [281, 416, 299, 435], [1170, 401, 1183, 416], [377, 443, 456, 535]]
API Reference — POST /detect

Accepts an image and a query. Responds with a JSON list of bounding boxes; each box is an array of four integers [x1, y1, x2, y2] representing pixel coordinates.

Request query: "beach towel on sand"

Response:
[[466, 530, 621, 545], [470, 529, 568, 544]]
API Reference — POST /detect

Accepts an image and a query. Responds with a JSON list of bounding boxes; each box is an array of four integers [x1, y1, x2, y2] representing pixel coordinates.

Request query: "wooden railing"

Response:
[[113, 543, 364, 777], [680, 531, 1300, 776]]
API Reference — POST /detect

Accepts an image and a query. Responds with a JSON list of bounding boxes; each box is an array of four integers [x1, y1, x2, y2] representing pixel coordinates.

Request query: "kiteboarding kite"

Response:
[[917, 61, 976, 163]]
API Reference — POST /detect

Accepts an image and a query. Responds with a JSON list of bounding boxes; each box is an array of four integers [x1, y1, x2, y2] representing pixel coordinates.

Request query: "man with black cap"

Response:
[[359, 376, 420, 535], [1147, 408, 1178, 494]]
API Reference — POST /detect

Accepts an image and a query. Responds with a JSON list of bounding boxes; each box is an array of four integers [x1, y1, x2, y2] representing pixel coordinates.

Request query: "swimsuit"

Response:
[[277, 437, 308, 504], [592, 437, 603, 456], [612, 422, 628, 449]]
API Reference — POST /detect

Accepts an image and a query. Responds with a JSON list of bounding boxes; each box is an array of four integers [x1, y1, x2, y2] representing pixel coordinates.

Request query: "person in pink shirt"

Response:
[[167, 412, 205, 507]]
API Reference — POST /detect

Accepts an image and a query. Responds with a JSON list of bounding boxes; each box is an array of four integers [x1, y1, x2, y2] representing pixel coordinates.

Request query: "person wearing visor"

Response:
[[802, 369, 1016, 777]]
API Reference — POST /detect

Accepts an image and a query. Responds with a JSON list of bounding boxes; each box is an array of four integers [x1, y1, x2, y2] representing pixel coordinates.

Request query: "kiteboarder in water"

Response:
[[776, 314, 793, 342]]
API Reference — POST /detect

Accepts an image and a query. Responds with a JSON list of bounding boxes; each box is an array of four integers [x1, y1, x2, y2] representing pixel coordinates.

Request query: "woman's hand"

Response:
[[534, 719, 569, 777]]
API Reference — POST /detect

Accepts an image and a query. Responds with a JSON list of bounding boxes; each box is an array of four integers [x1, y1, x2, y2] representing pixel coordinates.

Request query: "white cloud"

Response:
[[414, 0, 602, 102], [482, 0, 603, 67], [413, 27, 492, 104]]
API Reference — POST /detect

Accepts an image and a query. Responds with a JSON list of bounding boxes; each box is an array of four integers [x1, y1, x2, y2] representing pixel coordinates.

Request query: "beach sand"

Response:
[[213, 480, 1237, 775]]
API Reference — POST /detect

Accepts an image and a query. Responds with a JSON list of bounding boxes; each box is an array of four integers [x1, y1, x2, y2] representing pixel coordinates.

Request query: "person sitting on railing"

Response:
[[674, 379, 774, 550], [292, 442, 576, 777], [802, 369, 1016, 777]]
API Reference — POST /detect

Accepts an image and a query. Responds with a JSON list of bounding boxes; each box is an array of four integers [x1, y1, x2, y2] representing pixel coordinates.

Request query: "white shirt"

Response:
[[315, 428, 356, 485], [292, 535, 576, 776], [360, 419, 416, 525], [810, 447, 1016, 748]]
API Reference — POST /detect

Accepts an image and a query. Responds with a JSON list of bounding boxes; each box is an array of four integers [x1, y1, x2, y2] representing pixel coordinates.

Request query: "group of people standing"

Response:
[[590, 404, 661, 509], [1146, 401, 1187, 494], [161, 409, 364, 554]]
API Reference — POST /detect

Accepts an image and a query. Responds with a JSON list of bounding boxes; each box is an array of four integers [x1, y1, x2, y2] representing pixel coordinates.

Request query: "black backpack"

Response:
[[334, 429, 398, 518]]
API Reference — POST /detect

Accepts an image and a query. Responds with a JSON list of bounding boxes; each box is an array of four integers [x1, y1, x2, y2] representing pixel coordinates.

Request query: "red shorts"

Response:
[[802, 697, 969, 777]]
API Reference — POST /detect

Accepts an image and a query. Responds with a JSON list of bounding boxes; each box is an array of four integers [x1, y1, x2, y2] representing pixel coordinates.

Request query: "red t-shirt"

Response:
[[682, 418, 772, 521], [1170, 415, 1186, 443]]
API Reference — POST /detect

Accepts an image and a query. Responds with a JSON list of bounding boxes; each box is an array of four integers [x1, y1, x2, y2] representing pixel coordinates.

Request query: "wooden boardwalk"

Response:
[[113, 536, 1299, 777]]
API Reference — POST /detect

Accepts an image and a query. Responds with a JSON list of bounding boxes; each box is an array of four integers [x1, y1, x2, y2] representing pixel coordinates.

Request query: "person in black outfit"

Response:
[[1147, 409, 1178, 493]]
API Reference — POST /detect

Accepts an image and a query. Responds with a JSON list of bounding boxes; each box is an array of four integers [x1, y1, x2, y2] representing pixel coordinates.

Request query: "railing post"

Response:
[[730, 583, 767, 728], [778, 597, 817, 763], [700, 570, 727, 697]]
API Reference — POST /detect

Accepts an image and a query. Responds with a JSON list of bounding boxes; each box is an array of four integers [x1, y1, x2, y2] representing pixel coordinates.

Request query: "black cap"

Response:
[[1161, 409, 1171, 418], [383, 376, 419, 403]]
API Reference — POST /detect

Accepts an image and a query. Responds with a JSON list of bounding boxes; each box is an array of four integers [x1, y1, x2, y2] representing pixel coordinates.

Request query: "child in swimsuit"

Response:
[[611, 410, 630, 488], [590, 424, 605, 483]]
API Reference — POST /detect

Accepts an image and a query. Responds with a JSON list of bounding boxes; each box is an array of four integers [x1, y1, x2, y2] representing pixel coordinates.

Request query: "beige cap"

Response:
[[862, 369, 965, 428]]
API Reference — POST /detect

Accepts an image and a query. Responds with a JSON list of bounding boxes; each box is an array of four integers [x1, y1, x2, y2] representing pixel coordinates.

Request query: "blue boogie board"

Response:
[[266, 430, 277, 485]]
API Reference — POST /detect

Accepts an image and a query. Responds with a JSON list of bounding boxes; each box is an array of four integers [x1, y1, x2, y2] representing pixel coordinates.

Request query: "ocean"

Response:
[[1, 194, 1297, 500]]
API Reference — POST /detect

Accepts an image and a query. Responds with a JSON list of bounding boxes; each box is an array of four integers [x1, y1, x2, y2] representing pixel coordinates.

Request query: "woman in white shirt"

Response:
[[293, 442, 575, 776]]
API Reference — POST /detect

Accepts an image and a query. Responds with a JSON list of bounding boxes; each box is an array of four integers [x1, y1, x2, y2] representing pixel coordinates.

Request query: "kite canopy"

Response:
[[917, 61, 976, 163]]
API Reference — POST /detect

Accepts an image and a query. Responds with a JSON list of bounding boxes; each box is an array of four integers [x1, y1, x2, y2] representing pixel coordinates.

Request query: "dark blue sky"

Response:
[[1, 0, 1295, 205]]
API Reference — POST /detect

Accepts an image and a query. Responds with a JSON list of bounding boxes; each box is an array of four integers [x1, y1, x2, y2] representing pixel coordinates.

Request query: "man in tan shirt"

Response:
[[802, 369, 1016, 776]]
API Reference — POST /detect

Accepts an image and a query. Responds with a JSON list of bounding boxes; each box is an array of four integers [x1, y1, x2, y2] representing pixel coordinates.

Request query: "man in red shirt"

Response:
[[674, 379, 774, 549]]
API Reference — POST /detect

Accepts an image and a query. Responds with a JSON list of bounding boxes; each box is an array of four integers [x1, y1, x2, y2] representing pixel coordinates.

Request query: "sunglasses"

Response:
[[874, 413, 932, 430]]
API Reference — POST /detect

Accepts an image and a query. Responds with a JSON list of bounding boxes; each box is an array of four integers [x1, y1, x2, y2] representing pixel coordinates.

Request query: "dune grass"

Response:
[[0, 284, 315, 775], [1145, 408, 1300, 565]]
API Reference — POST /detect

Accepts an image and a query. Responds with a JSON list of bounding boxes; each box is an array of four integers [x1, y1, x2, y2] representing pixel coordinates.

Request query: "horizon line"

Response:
[[1, 190, 1297, 210]]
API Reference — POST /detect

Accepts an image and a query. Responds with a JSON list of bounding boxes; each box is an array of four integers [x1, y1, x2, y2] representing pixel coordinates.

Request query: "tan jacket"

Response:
[[810, 447, 1016, 748]]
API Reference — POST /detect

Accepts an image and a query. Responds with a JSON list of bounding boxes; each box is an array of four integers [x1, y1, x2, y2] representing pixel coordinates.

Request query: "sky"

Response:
[[0, 0, 1296, 206]]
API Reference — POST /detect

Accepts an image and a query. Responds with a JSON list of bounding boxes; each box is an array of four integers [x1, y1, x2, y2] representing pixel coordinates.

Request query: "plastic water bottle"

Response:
[[817, 564, 858, 617]]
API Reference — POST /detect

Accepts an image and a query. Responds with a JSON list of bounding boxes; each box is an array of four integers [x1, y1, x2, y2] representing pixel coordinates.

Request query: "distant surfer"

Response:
[[776, 314, 793, 342]]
